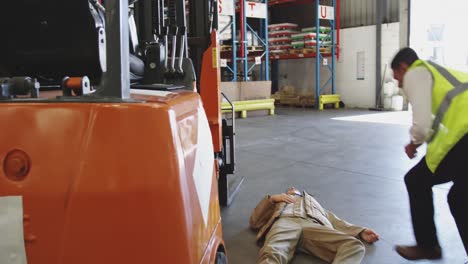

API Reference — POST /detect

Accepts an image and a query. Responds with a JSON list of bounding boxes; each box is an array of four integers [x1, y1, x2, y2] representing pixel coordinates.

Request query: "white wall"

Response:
[[274, 23, 400, 108], [336, 22, 400, 108]]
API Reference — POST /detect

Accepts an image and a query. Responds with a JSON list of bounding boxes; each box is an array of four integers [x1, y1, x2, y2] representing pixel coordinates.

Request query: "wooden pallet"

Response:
[[247, 46, 265, 52], [273, 94, 341, 110], [289, 47, 331, 55], [270, 50, 289, 56], [220, 45, 265, 52], [273, 95, 315, 108]]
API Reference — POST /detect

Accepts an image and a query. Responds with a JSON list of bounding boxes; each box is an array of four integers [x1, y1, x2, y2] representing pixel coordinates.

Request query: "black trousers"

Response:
[[404, 134, 468, 255]]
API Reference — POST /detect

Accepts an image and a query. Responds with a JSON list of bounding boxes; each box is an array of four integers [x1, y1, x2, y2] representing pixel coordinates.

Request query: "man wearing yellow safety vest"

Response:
[[390, 47, 468, 261]]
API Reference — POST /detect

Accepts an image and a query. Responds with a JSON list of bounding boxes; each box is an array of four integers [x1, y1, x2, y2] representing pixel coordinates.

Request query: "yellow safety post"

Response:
[[221, 99, 275, 118], [319, 94, 341, 110]]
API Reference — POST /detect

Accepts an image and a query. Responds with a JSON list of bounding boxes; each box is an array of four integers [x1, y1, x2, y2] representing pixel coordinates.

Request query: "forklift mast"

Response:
[[132, 0, 241, 206]]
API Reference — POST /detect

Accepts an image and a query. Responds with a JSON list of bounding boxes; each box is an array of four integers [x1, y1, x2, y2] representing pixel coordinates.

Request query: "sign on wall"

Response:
[[318, 5, 334, 20], [218, 0, 235, 16], [356, 51, 365, 80], [220, 59, 228, 67], [255, 56, 262, 65], [218, 0, 234, 40], [245, 2, 267, 19]]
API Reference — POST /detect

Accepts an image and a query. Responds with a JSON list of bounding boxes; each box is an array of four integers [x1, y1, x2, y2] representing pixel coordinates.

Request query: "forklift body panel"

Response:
[[0, 91, 224, 263]]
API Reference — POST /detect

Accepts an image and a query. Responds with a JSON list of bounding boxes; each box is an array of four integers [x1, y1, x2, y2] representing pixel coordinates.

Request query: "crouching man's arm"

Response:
[[326, 210, 379, 244]]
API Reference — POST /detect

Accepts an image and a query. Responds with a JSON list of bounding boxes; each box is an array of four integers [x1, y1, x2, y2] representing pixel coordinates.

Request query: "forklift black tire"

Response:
[[215, 251, 227, 264]]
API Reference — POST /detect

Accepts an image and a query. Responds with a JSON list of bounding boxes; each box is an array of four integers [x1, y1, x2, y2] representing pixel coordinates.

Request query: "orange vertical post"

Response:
[[200, 31, 222, 153]]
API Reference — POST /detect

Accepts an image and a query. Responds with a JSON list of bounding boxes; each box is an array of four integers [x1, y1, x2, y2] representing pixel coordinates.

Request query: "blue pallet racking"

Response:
[[269, 0, 340, 109]]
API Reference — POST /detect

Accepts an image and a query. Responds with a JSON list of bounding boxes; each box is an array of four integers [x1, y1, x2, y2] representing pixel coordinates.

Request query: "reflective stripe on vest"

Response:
[[426, 61, 468, 143]]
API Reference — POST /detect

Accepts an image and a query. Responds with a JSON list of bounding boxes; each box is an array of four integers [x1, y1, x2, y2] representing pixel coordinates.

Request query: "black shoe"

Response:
[[395, 245, 442, 260]]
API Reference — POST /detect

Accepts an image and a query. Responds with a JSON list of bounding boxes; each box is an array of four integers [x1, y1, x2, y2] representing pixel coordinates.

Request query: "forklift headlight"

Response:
[[3, 149, 31, 181]]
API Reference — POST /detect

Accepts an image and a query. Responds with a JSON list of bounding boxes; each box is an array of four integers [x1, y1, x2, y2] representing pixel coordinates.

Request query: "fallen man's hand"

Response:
[[360, 229, 380, 244], [270, 193, 296, 204]]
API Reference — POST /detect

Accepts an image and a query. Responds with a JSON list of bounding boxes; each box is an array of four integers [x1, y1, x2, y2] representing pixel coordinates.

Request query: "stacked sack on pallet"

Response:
[[290, 26, 332, 54], [268, 23, 298, 56], [268, 24, 333, 57]]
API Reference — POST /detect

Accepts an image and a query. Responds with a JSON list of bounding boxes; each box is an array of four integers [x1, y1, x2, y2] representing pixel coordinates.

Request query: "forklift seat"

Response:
[[0, 0, 106, 83]]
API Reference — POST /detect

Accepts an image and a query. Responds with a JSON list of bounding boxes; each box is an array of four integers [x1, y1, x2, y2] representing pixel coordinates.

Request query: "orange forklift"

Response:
[[0, 0, 241, 263]]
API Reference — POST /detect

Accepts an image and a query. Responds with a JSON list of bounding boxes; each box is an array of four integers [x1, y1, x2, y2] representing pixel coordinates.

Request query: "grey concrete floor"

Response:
[[221, 107, 467, 264]]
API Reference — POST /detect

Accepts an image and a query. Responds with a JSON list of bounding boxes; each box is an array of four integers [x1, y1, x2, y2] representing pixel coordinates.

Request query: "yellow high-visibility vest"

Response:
[[408, 60, 468, 172]]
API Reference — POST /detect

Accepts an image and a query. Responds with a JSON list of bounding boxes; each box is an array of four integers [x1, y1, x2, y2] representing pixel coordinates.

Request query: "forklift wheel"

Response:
[[215, 251, 227, 264]]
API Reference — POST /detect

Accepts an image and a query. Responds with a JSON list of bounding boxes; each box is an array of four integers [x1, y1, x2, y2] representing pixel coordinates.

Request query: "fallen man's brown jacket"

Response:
[[249, 191, 365, 245]]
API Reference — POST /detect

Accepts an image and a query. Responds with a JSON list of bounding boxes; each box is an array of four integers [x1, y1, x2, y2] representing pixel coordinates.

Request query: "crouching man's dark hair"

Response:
[[391, 47, 419, 70]]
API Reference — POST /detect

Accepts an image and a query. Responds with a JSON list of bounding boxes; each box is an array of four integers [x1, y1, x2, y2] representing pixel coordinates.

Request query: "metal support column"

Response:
[[315, 0, 336, 109], [264, 0, 270, 80], [331, 0, 335, 94], [259, 15, 270, 80], [100, 0, 130, 99], [240, 0, 248, 80], [260, 22, 264, 80], [376, 0, 383, 108], [232, 15, 237, 80], [315, 0, 320, 108]]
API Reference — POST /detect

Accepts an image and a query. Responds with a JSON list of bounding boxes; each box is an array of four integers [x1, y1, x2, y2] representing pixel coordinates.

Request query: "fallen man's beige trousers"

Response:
[[259, 217, 365, 264]]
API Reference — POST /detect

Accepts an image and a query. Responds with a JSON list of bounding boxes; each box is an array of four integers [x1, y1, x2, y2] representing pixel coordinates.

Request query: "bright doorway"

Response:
[[410, 0, 468, 71]]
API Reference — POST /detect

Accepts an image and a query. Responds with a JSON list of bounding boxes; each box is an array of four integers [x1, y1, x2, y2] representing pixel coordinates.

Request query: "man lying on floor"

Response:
[[249, 187, 379, 264]]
